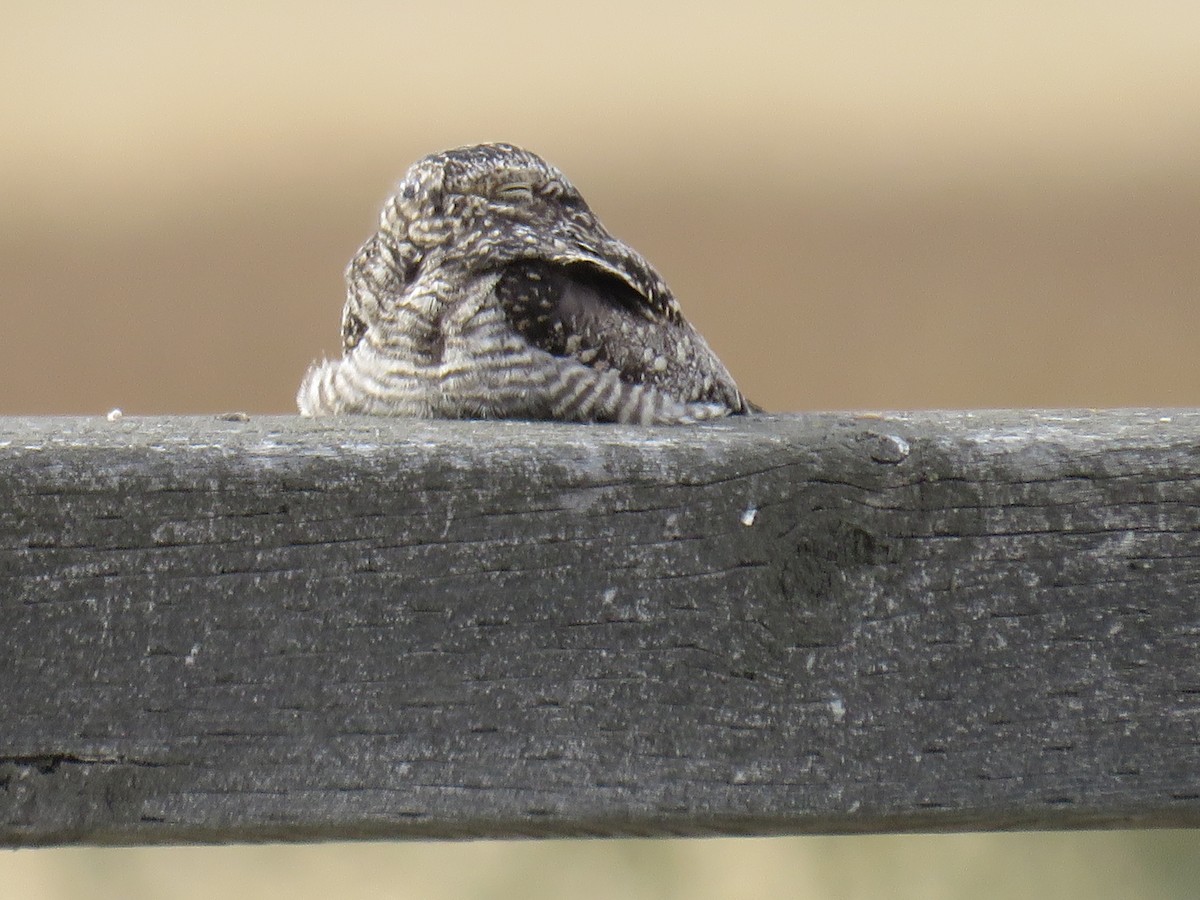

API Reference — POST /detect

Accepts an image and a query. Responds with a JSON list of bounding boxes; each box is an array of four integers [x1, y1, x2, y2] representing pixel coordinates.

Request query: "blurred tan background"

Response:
[[3, 1, 1200, 897]]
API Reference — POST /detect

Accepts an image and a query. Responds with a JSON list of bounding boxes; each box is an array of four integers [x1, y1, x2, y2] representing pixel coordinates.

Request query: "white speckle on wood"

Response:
[[829, 697, 846, 722]]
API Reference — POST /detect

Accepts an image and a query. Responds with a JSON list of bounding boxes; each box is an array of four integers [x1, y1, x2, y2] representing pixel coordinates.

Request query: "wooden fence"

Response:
[[2, 411, 1198, 845]]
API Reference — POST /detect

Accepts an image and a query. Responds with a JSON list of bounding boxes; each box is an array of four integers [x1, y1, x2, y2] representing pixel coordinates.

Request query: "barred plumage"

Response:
[[297, 142, 751, 424]]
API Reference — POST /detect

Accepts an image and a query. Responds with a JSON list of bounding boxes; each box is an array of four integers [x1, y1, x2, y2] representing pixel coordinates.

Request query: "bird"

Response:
[[297, 142, 752, 424]]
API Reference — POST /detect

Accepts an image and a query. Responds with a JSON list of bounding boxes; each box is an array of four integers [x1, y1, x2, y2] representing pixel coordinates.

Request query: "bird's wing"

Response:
[[341, 233, 420, 352], [495, 259, 747, 412]]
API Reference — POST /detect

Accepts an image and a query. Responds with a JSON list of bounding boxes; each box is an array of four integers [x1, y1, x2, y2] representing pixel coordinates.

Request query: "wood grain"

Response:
[[2, 411, 1198, 845]]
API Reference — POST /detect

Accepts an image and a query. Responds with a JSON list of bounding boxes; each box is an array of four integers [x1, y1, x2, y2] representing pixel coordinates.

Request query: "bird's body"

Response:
[[297, 143, 750, 424]]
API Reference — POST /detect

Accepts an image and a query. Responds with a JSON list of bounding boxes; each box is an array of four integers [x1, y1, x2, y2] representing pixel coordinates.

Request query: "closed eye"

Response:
[[495, 181, 534, 202]]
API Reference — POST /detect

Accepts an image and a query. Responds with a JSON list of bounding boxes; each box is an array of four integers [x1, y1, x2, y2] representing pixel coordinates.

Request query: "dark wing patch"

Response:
[[554, 261, 658, 321], [496, 260, 746, 411], [495, 261, 637, 377], [342, 311, 368, 351]]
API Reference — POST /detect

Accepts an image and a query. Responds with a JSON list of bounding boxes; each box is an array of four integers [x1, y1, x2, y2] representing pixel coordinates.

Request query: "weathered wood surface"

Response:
[[1, 411, 1199, 846]]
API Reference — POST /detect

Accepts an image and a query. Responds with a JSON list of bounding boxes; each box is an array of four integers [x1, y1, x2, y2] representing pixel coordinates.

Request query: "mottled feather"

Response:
[[297, 142, 751, 424]]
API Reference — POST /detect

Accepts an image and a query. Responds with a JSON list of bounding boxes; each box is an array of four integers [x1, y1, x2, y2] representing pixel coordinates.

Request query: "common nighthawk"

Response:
[[297, 143, 751, 424]]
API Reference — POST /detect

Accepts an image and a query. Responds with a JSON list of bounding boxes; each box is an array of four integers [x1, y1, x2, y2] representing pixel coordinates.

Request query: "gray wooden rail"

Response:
[[2, 411, 1199, 846]]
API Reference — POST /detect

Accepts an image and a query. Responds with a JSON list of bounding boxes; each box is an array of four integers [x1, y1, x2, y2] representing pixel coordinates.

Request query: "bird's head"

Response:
[[376, 142, 679, 320]]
